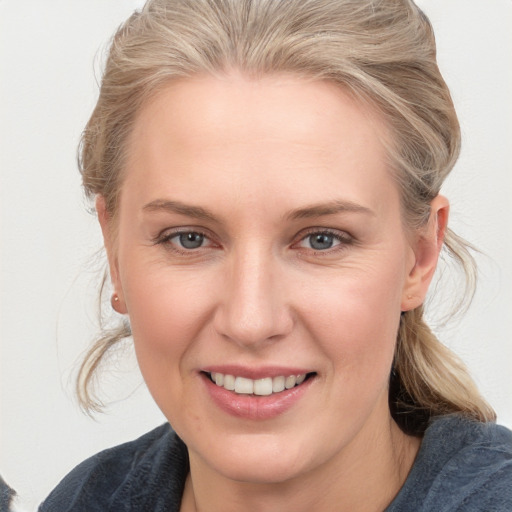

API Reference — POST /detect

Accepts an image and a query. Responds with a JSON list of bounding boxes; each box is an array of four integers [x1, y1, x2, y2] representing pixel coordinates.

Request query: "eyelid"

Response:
[[152, 226, 353, 255], [152, 226, 218, 249], [293, 227, 354, 252], [297, 227, 353, 241]]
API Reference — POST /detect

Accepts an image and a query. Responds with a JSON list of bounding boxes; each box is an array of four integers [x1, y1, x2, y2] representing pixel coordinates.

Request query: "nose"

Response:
[[213, 246, 294, 348]]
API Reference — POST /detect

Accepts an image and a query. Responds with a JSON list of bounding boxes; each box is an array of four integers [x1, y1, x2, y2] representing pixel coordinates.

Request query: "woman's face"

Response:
[[101, 74, 436, 484]]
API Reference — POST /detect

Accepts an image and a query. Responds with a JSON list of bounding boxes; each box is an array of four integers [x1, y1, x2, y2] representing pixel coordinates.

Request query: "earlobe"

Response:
[[401, 195, 449, 311], [96, 195, 128, 315]]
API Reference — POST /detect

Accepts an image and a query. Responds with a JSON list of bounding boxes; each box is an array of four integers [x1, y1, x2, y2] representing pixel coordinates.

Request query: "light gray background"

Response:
[[1, 1, 511, 510]]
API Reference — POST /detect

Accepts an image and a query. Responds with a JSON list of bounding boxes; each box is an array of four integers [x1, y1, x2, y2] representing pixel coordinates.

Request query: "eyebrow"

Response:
[[285, 200, 375, 220], [142, 198, 374, 223], [143, 199, 220, 222]]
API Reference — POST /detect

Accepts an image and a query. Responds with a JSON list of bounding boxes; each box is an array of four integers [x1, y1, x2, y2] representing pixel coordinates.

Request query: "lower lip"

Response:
[[202, 373, 314, 420]]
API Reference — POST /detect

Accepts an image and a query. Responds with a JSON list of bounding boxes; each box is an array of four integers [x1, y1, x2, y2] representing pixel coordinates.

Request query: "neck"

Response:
[[181, 412, 420, 512]]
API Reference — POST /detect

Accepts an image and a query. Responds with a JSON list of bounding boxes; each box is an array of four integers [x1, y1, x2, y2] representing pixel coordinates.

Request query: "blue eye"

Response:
[[308, 233, 337, 250], [175, 232, 205, 249], [153, 228, 218, 256], [298, 231, 345, 251]]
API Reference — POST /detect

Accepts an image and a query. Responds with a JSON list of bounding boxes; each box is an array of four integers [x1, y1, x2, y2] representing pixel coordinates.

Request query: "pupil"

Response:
[[310, 233, 333, 250], [179, 232, 204, 249]]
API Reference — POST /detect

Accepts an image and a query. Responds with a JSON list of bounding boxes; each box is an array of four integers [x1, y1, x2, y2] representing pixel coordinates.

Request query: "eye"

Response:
[[302, 232, 340, 250], [295, 229, 352, 253], [175, 231, 206, 249], [154, 229, 214, 252]]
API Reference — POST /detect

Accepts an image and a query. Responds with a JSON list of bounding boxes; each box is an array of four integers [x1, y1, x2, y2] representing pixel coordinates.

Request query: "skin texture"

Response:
[[98, 73, 448, 511]]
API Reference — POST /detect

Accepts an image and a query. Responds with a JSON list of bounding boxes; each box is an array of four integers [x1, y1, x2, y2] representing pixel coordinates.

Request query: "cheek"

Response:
[[119, 257, 216, 375], [120, 263, 222, 428], [303, 261, 405, 378]]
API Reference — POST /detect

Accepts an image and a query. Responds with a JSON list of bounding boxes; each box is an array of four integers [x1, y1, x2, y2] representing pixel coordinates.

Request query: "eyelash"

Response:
[[294, 228, 353, 255], [153, 227, 353, 256], [152, 228, 215, 254]]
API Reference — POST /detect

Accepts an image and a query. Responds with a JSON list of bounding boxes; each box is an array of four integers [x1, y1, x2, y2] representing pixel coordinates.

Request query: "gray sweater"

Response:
[[39, 415, 512, 511]]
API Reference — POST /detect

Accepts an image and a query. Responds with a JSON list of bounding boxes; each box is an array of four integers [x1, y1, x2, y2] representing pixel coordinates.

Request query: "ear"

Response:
[[96, 195, 128, 314], [401, 195, 449, 311]]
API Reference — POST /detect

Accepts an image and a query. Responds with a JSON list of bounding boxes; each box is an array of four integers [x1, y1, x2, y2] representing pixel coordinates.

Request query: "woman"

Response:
[[39, 0, 512, 510]]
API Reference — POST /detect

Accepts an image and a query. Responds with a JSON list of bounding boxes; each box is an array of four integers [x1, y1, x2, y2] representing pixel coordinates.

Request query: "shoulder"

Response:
[[38, 423, 189, 512], [388, 415, 512, 512], [1, 474, 16, 511]]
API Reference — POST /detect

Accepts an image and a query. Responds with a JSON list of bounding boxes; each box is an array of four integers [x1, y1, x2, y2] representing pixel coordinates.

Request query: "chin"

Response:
[[217, 456, 308, 485], [188, 430, 321, 485]]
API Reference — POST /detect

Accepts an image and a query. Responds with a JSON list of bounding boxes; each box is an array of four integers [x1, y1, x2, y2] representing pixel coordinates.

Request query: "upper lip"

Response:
[[201, 365, 314, 380]]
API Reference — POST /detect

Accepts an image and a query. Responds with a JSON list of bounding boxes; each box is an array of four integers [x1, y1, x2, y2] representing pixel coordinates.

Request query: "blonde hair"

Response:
[[77, 0, 495, 430]]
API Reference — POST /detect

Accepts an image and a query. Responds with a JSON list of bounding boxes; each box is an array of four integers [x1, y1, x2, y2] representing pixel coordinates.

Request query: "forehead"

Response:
[[130, 73, 388, 154], [122, 73, 397, 215]]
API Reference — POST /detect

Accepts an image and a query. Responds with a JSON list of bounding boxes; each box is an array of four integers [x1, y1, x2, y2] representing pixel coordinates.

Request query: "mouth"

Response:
[[205, 371, 316, 396]]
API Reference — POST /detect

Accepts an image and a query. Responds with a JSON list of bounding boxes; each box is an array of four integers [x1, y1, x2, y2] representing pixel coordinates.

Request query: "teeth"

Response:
[[223, 374, 235, 391], [296, 374, 306, 385], [285, 375, 297, 389], [209, 372, 309, 395], [272, 376, 285, 393], [254, 378, 273, 396], [235, 376, 254, 394]]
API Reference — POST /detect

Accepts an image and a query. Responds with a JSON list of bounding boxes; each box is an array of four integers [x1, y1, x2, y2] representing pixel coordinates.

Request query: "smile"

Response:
[[208, 372, 309, 396]]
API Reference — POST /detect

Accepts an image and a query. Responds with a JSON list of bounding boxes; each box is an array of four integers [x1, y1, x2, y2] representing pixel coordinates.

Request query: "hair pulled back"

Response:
[[77, 0, 495, 431]]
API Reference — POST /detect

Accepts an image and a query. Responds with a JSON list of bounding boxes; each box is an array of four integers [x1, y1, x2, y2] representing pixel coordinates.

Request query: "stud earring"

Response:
[[111, 293, 122, 313]]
